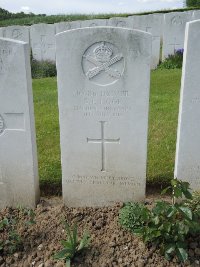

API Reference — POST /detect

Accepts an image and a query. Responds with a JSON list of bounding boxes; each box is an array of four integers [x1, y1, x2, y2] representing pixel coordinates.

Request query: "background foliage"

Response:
[[186, 0, 200, 7]]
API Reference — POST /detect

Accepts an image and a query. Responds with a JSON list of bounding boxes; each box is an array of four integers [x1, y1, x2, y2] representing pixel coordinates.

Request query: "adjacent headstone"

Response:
[[175, 20, 200, 190], [55, 21, 81, 34], [174, 20, 200, 191], [129, 14, 162, 69], [0, 25, 30, 43], [0, 28, 4, 37], [81, 19, 107, 27], [151, 36, 161, 69], [130, 14, 164, 38], [192, 10, 200, 20], [30, 23, 56, 61], [162, 11, 193, 60], [56, 27, 151, 206], [107, 17, 133, 28], [0, 38, 39, 208]]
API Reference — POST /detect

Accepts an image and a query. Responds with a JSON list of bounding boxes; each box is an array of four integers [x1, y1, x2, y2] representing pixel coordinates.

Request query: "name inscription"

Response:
[[73, 89, 130, 117], [66, 175, 142, 187]]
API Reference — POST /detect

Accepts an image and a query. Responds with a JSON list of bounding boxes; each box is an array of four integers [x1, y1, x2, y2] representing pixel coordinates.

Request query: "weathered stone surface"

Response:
[[81, 19, 107, 27], [0, 25, 30, 43], [56, 27, 151, 206], [0, 28, 4, 37], [55, 21, 81, 34], [129, 14, 162, 69], [162, 11, 193, 60], [30, 23, 56, 61], [151, 36, 160, 69], [174, 20, 200, 191], [0, 38, 39, 208], [107, 17, 133, 28], [130, 14, 164, 38], [192, 10, 200, 20]]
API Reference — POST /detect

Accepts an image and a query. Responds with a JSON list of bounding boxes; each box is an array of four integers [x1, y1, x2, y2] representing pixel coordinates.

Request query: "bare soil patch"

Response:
[[0, 194, 200, 267]]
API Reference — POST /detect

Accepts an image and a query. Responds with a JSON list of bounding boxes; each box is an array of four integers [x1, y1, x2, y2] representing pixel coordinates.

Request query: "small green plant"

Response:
[[119, 179, 200, 262], [119, 202, 150, 232], [0, 217, 22, 254], [0, 207, 36, 255], [185, 191, 200, 217], [20, 207, 36, 225], [158, 49, 183, 69], [0, 218, 9, 252], [54, 221, 90, 267]]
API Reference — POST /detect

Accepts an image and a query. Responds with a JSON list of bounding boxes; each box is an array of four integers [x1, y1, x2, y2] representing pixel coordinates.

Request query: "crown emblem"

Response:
[[94, 43, 113, 62]]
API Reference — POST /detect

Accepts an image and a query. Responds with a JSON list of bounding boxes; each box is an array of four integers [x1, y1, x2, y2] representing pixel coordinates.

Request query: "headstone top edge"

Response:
[[164, 10, 193, 16], [81, 18, 108, 22], [0, 37, 27, 45], [186, 18, 200, 26], [4, 25, 30, 29], [30, 23, 55, 27], [55, 26, 152, 38]]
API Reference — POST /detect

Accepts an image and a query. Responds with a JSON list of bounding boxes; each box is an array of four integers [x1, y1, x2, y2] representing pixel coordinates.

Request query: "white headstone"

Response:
[[56, 27, 151, 207], [30, 23, 56, 61], [175, 20, 200, 191], [107, 17, 133, 28], [151, 36, 160, 69], [0, 38, 39, 208], [0, 25, 30, 43], [192, 10, 200, 20], [162, 11, 193, 60], [81, 19, 107, 27], [55, 21, 81, 34], [130, 14, 164, 38], [0, 28, 4, 37], [129, 14, 162, 69]]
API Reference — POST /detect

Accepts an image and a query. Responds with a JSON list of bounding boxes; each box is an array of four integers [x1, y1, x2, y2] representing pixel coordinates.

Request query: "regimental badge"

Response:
[[82, 41, 125, 86]]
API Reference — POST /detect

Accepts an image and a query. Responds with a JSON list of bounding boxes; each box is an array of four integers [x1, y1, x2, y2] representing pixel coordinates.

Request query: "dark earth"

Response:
[[0, 192, 200, 267]]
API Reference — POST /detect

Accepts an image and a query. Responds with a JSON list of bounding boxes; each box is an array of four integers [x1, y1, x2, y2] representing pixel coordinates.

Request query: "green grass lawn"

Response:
[[32, 78, 61, 187], [148, 69, 181, 184], [32, 68, 182, 189]]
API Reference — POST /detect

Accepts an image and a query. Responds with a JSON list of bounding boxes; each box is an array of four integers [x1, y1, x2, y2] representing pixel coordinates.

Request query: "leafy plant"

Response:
[[0, 217, 22, 254], [119, 179, 200, 262], [54, 221, 90, 267], [0, 207, 36, 255], [185, 191, 200, 218], [119, 202, 150, 232], [161, 178, 192, 204], [158, 49, 184, 69], [20, 207, 36, 226]]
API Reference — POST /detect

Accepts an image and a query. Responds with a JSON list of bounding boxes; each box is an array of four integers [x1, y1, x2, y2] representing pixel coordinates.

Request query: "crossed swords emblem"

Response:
[[83, 47, 123, 80]]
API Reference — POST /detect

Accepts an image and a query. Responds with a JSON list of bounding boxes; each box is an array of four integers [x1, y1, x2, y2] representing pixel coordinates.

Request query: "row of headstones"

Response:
[[1, 10, 200, 69], [0, 20, 200, 208]]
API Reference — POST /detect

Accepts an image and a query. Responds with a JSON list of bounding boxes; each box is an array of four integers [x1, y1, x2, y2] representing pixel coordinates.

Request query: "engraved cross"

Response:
[[145, 26, 152, 33], [87, 121, 120, 172]]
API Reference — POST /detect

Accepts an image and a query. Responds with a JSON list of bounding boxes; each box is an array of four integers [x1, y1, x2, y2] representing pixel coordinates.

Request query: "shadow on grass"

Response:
[[40, 181, 62, 196]]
